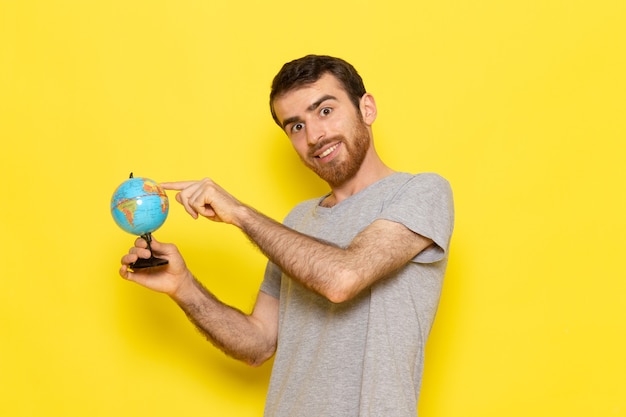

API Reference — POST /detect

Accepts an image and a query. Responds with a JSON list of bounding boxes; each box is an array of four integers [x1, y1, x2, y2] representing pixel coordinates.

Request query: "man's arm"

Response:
[[172, 277, 279, 366], [239, 209, 432, 303], [120, 237, 278, 366], [162, 179, 433, 304]]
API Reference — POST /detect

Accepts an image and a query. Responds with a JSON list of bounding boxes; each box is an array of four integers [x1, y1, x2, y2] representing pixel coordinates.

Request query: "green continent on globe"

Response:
[[116, 199, 139, 227]]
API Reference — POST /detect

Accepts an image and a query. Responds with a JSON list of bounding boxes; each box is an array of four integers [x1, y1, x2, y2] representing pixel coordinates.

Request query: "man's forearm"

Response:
[[171, 276, 275, 366], [236, 205, 432, 303], [237, 206, 359, 302]]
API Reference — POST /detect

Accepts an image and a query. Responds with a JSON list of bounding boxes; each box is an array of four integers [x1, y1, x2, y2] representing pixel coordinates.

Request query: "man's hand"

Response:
[[119, 236, 193, 297], [160, 179, 249, 227]]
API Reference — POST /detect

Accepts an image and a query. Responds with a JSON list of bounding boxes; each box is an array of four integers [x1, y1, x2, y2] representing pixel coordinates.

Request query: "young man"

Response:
[[120, 55, 454, 416]]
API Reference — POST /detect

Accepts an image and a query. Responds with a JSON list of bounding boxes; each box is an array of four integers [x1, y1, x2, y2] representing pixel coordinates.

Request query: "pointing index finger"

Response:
[[160, 181, 196, 191]]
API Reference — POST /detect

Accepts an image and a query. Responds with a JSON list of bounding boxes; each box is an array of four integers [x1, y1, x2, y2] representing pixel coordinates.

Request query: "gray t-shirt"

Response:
[[260, 172, 454, 417]]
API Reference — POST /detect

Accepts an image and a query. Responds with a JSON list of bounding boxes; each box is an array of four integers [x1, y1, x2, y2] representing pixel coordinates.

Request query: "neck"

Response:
[[325, 154, 395, 207]]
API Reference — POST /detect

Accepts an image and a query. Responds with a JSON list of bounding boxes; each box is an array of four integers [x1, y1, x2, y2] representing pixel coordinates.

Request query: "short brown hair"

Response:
[[269, 55, 366, 126]]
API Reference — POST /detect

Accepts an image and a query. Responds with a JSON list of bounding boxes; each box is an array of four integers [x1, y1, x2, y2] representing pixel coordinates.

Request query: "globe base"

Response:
[[129, 233, 169, 269], [130, 256, 169, 269]]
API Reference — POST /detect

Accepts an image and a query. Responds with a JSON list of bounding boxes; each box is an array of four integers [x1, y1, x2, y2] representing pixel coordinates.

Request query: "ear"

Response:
[[359, 93, 377, 125]]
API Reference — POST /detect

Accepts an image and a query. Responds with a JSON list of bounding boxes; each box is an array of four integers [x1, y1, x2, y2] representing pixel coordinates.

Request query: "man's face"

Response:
[[272, 74, 373, 188]]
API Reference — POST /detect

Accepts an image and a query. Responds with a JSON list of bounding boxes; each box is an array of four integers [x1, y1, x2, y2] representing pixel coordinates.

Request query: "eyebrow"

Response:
[[281, 94, 338, 129]]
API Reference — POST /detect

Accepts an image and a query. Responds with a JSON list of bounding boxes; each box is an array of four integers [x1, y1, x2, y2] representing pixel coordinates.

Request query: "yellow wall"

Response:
[[1, 0, 624, 415]]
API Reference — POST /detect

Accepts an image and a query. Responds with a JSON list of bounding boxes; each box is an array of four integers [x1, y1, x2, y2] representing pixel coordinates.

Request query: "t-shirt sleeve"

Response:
[[260, 260, 282, 299], [377, 173, 454, 264]]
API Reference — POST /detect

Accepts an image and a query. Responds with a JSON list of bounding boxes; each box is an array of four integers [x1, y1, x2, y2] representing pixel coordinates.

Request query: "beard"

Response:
[[303, 119, 371, 188]]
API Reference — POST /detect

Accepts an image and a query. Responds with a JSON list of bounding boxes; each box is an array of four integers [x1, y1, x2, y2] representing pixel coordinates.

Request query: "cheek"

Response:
[[333, 114, 359, 135], [289, 137, 308, 156]]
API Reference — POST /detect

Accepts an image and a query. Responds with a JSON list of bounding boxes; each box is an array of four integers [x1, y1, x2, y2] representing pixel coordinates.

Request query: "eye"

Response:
[[320, 107, 332, 117], [290, 122, 304, 133]]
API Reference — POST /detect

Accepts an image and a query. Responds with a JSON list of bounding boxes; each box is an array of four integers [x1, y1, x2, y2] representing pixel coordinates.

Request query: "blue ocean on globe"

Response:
[[110, 177, 169, 236]]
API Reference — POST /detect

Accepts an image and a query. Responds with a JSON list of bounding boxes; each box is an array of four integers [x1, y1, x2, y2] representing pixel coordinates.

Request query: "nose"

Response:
[[305, 120, 325, 146]]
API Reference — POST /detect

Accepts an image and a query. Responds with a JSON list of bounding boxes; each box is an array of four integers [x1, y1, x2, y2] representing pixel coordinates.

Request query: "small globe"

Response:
[[111, 176, 169, 236]]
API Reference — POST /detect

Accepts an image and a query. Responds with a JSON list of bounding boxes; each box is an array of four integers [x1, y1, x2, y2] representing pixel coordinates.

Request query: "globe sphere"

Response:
[[110, 177, 169, 236]]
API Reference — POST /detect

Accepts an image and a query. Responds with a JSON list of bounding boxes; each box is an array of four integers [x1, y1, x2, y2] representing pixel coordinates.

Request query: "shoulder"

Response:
[[389, 172, 452, 199], [409, 172, 451, 188]]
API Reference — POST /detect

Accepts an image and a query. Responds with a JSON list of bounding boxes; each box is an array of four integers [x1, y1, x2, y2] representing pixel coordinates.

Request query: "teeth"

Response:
[[318, 144, 339, 158]]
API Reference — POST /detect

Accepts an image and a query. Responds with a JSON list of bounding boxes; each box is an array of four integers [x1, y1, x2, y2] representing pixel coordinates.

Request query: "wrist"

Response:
[[170, 270, 197, 303], [233, 204, 258, 230]]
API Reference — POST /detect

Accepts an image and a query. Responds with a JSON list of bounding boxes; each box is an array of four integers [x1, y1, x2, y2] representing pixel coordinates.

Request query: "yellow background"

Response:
[[1, 0, 625, 415]]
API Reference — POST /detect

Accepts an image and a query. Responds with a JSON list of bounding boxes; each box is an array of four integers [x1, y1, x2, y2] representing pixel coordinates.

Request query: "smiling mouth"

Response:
[[316, 143, 340, 158]]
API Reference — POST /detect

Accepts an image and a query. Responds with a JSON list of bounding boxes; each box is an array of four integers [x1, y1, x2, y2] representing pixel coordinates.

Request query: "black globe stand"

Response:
[[130, 232, 169, 269]]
